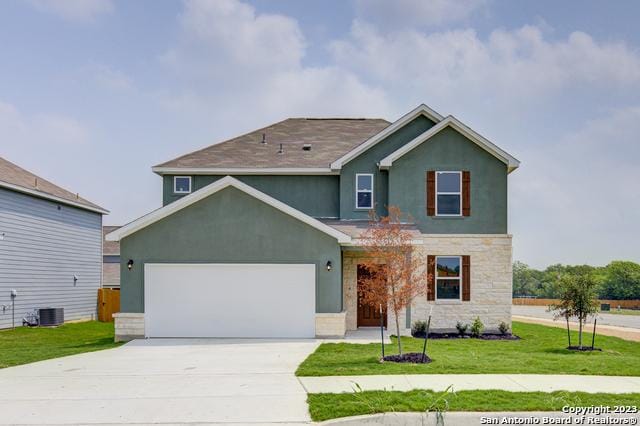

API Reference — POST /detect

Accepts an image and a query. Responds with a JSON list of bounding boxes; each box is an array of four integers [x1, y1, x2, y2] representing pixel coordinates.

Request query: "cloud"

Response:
[[92, 65, 133, 91], [511, 106, 640, 267], [158, 0, 390, 136], [0, 101, 89, 146], [26, 0, 113, 23], [354, 0, 488, 30], [330, 22, 640, 120]]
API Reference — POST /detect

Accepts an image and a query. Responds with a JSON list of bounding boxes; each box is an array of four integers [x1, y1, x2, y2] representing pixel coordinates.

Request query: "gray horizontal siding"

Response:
[[0, 187, 102, 329]]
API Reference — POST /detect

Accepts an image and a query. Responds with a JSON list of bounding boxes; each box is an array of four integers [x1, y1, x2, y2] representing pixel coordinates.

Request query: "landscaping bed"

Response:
[[0, 321, 121, 368], [296, 321, 640, 376], [307, 390, 640, 422], [382, 353, 431, 363], [412, 331, 520, 340]]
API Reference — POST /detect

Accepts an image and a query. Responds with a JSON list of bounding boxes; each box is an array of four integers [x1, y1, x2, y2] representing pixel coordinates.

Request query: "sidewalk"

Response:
[[299, 374, 640, 394], [514, 315, 640, 342]]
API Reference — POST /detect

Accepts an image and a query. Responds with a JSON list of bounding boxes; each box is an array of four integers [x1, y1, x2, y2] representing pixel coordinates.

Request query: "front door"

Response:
[[357, 264, 387, 327]]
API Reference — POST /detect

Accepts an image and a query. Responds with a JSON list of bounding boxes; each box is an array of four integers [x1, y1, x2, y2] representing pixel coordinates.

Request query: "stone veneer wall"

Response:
[[113, 312, 144, 342], [315, 312, 347, 337], [345, 235, 513, 335]]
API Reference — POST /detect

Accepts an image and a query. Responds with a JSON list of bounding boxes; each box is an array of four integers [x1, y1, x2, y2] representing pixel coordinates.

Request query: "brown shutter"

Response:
[[427, 255, 435, 301], [426, 171, 435, 216], [462, 171, 471, 216], [462, 255, 471, 301]]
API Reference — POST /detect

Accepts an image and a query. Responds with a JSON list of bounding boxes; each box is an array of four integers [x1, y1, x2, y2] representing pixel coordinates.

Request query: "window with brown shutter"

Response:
[[462, 171, 471, 216], [426, 171, 435, 216], [427, 255, 435, 300], [462, 255, 471, 301]]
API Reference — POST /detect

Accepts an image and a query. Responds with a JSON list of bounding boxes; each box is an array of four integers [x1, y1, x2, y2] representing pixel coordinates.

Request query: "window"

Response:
[[355, 174, 374, 209], [436, 256, 461, 300], [173, 176, 192, 194], [436, 171, 461, 216]]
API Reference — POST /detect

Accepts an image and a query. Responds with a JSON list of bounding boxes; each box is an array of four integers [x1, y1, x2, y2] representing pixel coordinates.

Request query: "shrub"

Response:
[[470, 317, 484, 338], [412, 320, 427, 336], [455, 321, 468, 336], [498, 321, 510, 335]]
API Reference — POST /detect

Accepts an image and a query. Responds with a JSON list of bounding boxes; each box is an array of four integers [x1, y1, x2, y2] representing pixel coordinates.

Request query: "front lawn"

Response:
[[308, 390, 640, 422], [296, 321, 640, 376], [0, 321, 121, 368]]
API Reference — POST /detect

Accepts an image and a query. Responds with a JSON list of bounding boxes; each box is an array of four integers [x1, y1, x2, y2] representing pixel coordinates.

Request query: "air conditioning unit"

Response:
[[38, 308, 64, 326]]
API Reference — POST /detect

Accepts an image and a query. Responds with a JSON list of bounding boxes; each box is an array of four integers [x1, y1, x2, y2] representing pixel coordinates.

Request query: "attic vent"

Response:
[[277, 143, 284, 154], [302, 144, 312, 151], [261, 133, 267, 144]]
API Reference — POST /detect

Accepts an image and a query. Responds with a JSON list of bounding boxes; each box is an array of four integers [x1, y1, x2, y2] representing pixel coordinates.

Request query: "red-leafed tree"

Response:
[[358, 206, 428, 355]]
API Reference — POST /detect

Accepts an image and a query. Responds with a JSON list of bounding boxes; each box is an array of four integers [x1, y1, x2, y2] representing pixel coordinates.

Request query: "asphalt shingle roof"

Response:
[[155, 118, 391, 169], [0, 156, 107, 213]]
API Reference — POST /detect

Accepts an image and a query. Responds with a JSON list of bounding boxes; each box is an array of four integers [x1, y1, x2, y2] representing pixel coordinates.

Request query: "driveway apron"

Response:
[[0, 338, 320, 425]]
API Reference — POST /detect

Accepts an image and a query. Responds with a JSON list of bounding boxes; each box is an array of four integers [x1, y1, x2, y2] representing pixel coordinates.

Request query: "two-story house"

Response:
[[106, 104, 519, 341]]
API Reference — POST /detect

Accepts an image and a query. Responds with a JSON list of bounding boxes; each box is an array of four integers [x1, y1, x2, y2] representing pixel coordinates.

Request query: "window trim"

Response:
[[435, 255, 462, 302], [173, 176, 192, 194], [355, 173, 374, 209], [435, 171, 462, 217]]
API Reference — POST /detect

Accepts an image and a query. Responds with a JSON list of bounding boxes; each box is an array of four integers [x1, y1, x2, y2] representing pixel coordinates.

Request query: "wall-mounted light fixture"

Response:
[[326, 260, 332, 272], [73, 275, 78, 285], [127, 259, 134, 271]]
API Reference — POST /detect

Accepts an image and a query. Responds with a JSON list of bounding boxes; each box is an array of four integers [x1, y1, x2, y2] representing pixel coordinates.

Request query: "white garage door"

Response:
[[144, 263, 316, 338]]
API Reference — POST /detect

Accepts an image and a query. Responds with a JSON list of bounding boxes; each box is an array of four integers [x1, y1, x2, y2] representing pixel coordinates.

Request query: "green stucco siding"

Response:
[[388, 127, 508, 234], [163, 175, 339, 218], [121, 186, 342, 314], [340, 115, 435, 219]]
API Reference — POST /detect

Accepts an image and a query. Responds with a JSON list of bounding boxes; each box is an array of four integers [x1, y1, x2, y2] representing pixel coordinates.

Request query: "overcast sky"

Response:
[[1, 0, 639, 268]]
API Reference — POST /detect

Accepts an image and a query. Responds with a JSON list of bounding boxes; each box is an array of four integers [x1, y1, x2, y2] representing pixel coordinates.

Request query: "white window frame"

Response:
[[355, 173, 374, 209], [435, 171, 462, 217], [435, 255, 462, 302], [173, 176, 192, 194]]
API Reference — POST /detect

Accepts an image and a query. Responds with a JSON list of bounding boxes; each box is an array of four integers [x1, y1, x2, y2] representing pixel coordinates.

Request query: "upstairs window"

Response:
[[436, 171, 461, 216], [173, 176, 192, 194], [355, 174, 374, 209], [436, 256, 461, 300]]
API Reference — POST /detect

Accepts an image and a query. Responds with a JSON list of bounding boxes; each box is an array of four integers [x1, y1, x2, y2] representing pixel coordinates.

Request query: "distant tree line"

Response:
[[513, 261, 640, 300]]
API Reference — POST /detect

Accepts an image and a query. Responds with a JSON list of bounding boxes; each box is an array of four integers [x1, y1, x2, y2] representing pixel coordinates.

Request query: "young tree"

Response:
[[358, 206, 427, 355], [551, 271, 599, 349]]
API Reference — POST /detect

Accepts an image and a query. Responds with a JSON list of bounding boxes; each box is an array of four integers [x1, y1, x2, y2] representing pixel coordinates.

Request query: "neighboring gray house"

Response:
[[107, 104, 519, 341], [0, 157, 108, 329], [102, 226, 121, 288]]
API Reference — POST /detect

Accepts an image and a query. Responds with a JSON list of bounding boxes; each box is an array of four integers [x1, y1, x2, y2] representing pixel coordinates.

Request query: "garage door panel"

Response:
[[145, 264, 316, 338]]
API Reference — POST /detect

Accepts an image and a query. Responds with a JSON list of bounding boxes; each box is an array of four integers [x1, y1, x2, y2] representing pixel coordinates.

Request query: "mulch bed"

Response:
[[412, 332, 520, 340], [567, 346, 602, 351], [382, 352, 432, 363]]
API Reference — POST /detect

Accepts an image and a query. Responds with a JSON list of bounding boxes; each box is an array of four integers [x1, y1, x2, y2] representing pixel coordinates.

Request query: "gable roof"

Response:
[[106, 176, 351, 244], [152, 118, 390, 175], [379, 116, 520, 173], [0, 156, 108, 214], [329, 104, 444, 170], [103, 226, 121, 255]]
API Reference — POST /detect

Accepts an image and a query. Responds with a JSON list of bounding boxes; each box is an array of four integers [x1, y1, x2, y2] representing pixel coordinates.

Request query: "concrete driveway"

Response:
[[0, 338, 320, 425]]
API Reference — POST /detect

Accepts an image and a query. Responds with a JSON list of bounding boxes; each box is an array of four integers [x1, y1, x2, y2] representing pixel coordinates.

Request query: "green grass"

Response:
[[296, 321, 640, 376], [0, 321, 122, 368], [600, 309, 640, 316], [307, 390, 640, 421]]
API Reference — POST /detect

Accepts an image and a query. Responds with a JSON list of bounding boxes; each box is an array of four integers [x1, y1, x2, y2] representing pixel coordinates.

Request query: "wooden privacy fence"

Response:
[[513, 297, 640, 309], [98, 288, 120, 322]]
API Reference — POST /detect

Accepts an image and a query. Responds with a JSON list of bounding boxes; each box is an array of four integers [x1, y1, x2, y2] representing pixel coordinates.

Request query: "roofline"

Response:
[[378, 116, 521, 173], [152, 167, 338, 176], [106, 176, 351, 243], [0, 180, 109, 214], [330, 104, 444, 170]]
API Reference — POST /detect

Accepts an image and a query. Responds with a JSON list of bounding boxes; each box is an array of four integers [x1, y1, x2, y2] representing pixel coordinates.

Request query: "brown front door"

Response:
[[357, 264, 387, 327]]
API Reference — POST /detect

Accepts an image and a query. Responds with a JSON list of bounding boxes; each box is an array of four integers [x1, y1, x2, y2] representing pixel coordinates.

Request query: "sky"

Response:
[[1, 0, 639, 269]]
